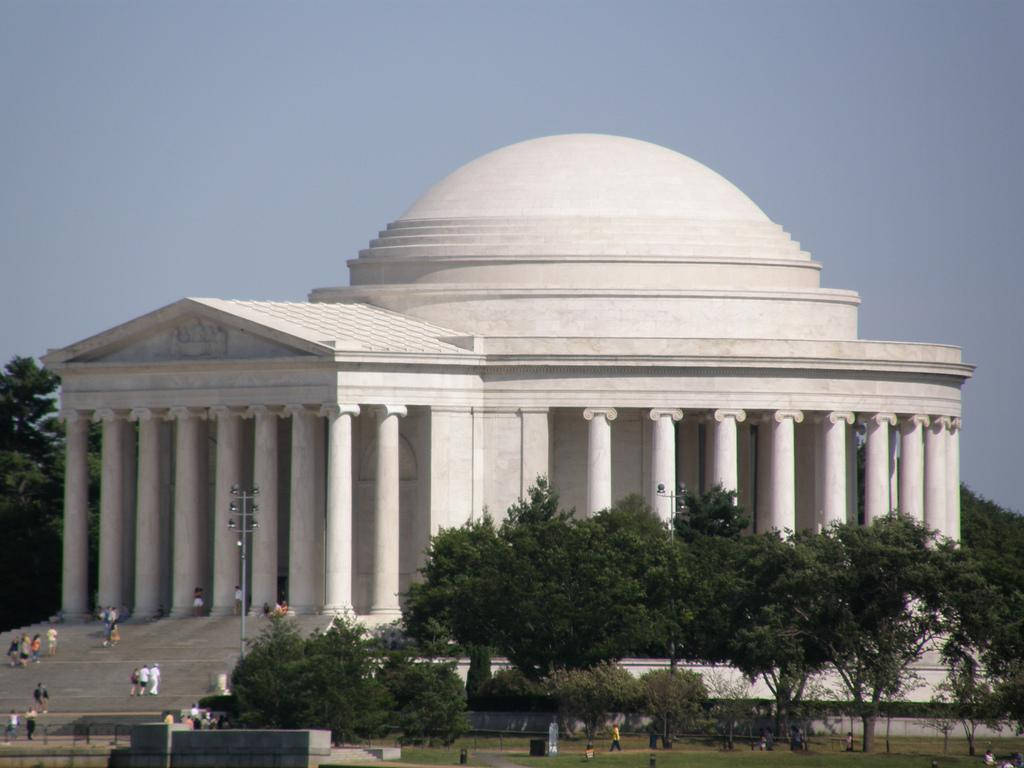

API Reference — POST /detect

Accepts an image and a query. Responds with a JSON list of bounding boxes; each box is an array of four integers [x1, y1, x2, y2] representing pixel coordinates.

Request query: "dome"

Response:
[[312, 134, 861, 342], [400, 134, 771, 222]]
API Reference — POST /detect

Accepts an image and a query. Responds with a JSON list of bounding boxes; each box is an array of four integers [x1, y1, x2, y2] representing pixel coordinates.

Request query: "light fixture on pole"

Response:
[[229, 483, 260, 660], [656, 483, 686, 538]]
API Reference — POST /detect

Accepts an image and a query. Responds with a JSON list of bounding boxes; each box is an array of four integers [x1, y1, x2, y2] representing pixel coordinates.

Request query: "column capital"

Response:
[[650, 408, 683, 422], [373, 404, 408, 419], [59, 409, 92, 425], [208, 405, 244, 420], [930, 415, 953, 433], [320, 403, 361, 419], [949, 417, 962, 433], [92, 408, 127, 423], [901, 413, 931, 429], [168, 406, 208, 421], [827, 411, 856, 426], [129, 407, 166, 422], [773, 409, 804, 424], [714, 408, 746, 423], [583, 407, 617, 422], [859, 412, 896, 428], [284, 404, 319, 418], [243, 404, 282, 419]]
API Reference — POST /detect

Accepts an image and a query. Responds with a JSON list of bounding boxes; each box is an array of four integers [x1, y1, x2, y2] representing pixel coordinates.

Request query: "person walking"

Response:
[[148, 664, 160, 695], [18, 635, 30, 667], [25, 709, 36, 741], [139, 664, 150, 694], [4, 711, 18, 743], [30, 635, 41, 663], [7, 637, 18, 667], [46, 627, 57, 656], [33, 683, 48, 714], [130, 668, 140, 696], [610, 723, 622, 751], [192, 587, 204, 617], [234, 586, 242, 615]]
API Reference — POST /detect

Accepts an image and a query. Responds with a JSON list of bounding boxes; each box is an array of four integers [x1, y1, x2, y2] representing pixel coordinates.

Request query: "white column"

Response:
[[770, 410, 803, 532], [130, 408, 162, 617], [520, 407, 550, 497], [822, 412, 855, 528], [94, 409, 126, 611], [322, 403, 359, 615], [649, 408, 683, 523], [864, 413, 896, 525], [712, 409, 746, 494], [924, 416, 949, 536], [372, 405, 407, 616], [61, 410, 91, 619], [209, 406, 243, 616], [583, 407, 617, 515], [755, 416, 774, 533], [946, 418, 961, 541], [286, 405, 318, 614], [170, 407, 206, 617], [247, 406, 279, 612], [899, 414, 928, 523]]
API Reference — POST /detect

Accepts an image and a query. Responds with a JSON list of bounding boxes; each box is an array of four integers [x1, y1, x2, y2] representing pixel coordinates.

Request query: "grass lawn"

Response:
[[371, 735, 1024, 768]]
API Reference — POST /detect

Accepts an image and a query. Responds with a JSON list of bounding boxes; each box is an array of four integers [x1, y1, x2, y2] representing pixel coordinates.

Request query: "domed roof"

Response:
[[400, 134, 771, 222]]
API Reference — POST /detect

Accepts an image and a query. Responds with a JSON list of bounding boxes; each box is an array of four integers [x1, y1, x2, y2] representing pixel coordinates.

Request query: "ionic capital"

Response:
[[827, 411, 856, 426], [583, 407, 618, 422], [931, 416, 953, 433], [373, 404, 408, 419], [713, 408, 746, 424], [92, 408, 126, 424], [208, 405, 243, 421], [59, 409, 91, 425], [649, 408, 684, 423], [168, 406, 207, 421], [949, 417, 962, 433], [320, 403, 361, 419], [129, 407, 165, 422], [903, 414, 930, 429], [243, 404, 282, 420], [284, 404, 317, 418], [859, 412, 896, 428], [773, 409, 804, 424]]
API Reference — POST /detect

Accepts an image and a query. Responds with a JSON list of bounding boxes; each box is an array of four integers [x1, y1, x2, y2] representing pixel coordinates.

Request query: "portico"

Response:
[[46, 134, 971, 622]]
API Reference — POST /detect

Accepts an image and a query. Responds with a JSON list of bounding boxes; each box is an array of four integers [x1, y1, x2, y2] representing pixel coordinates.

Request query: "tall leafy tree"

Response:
[[795, 517, 952, 752], [378, 655, 469, 745], [550, 663, 642, 741], [404, 481, 673, 678], [0, 356, 66, 628], [640, 668, 707, 745]]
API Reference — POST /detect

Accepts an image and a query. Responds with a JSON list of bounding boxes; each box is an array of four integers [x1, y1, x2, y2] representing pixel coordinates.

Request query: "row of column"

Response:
[[61, 403, 410, 620], [582, 407, 961, 539]]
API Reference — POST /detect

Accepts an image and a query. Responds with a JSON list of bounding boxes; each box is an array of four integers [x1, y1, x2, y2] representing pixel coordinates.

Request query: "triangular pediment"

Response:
[[44, 299, 332, 366]]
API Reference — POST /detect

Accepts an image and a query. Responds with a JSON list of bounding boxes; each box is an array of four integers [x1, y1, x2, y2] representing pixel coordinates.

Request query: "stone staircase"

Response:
[[0, 614, 333, 731]]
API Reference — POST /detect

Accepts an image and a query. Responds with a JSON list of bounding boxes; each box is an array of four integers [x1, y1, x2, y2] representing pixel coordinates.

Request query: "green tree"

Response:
[[465, 645, 492, 698], [404, 480, 672, 678], [378, 655, 469, 745], [550, 663, 642, 741], [719, 532, 828, 737], [231, 617, 392, 743], [796, 517, 951, 752], [640, 668, 707, 746], [936, 657, 1003, 756], [674, 485, 750, 542], [0, 357, 66, 628]]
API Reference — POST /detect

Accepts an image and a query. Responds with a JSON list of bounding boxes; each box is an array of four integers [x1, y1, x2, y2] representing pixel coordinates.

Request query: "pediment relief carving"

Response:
[[79, 315, 312, 363]]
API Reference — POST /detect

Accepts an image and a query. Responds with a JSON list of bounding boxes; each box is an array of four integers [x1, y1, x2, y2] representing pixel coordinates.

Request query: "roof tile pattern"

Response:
[[199, 299, 469, 354]]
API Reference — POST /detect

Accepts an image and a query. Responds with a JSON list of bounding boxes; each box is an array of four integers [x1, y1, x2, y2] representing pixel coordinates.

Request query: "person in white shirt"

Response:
[[149, 663, 161, 695]]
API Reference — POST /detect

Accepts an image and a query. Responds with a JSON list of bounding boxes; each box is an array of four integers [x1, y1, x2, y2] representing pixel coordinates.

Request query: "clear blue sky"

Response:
[[1, 1, 1021, 512]]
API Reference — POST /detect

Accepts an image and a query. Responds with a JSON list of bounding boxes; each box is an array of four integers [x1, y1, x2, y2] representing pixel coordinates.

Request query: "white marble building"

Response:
[[45, 134, 971, 622]]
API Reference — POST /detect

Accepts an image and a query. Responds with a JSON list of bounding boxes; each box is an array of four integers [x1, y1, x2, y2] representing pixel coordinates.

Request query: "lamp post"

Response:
[[228, 484, 259, 660], [656, 482, 686, 677]]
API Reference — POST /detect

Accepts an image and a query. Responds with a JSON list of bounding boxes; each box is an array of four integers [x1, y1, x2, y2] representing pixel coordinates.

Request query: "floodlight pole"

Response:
[[229, 484, 260, 660]]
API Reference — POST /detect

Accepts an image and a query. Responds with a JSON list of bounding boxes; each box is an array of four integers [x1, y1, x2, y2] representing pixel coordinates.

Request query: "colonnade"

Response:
[[60, 403, 961, 621]]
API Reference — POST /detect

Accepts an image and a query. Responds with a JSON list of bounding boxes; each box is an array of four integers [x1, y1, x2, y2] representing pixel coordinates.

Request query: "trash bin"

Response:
[[530, 739, 546, 756]]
